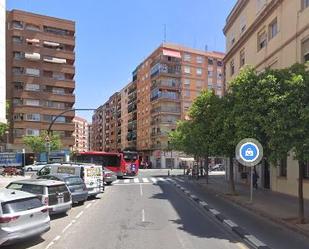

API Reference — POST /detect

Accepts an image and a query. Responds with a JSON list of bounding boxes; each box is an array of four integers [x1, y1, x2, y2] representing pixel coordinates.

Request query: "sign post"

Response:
[[236, 138, 263, 203]]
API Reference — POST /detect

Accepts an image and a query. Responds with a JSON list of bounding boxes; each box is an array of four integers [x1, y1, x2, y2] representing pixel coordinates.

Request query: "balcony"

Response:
[[150, 92, 181, 102], [151, 106, 181, 115]]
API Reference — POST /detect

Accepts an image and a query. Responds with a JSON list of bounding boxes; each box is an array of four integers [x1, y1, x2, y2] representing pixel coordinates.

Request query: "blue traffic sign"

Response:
[[240, 142, 259, 162], [236, 138, 263, 167]]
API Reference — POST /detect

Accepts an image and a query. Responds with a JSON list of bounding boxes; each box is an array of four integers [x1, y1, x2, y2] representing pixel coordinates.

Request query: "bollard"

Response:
[[168, 170, 170, 176]]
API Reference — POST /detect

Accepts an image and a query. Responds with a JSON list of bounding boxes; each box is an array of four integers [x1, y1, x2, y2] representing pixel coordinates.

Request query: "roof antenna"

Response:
[[205, 44, 208, 52], [163, 24, 167, 43]]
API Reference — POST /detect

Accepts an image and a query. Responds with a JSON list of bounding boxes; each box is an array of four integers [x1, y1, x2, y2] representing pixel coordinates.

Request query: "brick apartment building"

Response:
[[92, 43, 224, 167], [223, 0, 309, 198], [6, 10, 75, 150], [72, 116, 88, 152]]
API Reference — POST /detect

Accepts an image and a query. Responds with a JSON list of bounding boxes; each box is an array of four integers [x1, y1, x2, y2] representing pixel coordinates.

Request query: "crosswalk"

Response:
[[112, 177, 172, 185]]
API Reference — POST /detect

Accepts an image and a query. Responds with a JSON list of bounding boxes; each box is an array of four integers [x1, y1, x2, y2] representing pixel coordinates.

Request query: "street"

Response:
[[5, 169, 247, 249]]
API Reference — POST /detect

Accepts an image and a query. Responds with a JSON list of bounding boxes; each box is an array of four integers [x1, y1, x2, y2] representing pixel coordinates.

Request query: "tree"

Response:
[[23, 132, 61, 160]]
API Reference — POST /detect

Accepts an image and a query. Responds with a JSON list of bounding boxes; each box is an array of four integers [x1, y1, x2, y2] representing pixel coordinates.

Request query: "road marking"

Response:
[[45, 241, 54, 249], [54, 235, 61, 241], [75, 211, 84, 219], [142, 209, 145, 222], [151, 177, 157, 183], [114, 180, 119, 184], [62, 222, 73, 233], [134, 178, 139, 183], [140, 184, 143, 196], [142, 178, 149, 183], [223, 219, 238, 228], [91, 200, 96, 203], [244, 235, 267, 247], [209, 209, 220, 215], [124, 179, 130, 183], [85, 203, 92, 209], [158, 177, 165, 181], [199, 201, 209, 206]]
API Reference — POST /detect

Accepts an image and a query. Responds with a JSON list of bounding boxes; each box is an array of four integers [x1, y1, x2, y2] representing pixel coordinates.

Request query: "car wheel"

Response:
[[27, 167, 32, 172], [106, 182, 112, 185], [79, 200, 85, 205]]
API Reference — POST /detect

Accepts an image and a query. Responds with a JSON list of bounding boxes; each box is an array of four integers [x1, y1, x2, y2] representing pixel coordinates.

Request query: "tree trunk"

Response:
[[204, 153, 209, 184], [229, 155, 236, 195], [298, 160, 305, 224]]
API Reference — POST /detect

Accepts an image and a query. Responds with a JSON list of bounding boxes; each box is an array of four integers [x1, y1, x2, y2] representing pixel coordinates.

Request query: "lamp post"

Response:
[[5, 130, 9, 151]]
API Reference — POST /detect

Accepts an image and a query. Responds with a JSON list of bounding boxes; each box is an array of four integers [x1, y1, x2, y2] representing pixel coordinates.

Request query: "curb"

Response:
[[171, 178, 271, 249]]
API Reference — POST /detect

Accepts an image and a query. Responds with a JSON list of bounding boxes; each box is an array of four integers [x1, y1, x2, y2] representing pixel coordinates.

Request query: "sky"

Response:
[[7, 0, 237, 122]]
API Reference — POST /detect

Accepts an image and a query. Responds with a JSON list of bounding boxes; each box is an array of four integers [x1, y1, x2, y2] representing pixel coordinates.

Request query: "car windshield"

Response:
[[65, 177, 83, 185], [48, 185, 68, 194], [2, 197, 42, 214], [7, 183, 44, 195]]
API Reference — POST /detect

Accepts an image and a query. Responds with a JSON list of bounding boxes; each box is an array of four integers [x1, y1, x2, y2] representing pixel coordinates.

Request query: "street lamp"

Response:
[[5, 131, 9, 151]]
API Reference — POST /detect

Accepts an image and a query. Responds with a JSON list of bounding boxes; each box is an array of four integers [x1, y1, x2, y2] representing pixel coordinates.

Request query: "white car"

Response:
[[24, 162, 47, 172], [0, 188, 50, 246]]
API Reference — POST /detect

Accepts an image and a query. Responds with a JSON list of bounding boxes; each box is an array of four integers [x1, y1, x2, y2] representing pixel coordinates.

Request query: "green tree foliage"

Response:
[[23, 132, 62, 154]]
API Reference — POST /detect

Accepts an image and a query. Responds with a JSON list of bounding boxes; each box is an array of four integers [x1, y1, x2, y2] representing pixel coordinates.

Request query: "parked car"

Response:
[[0, 188, 50, 246], [103, 168, 117, 185], [37, 163, 104, 197], [6, 179, 72, 215], [24, 162, 47, 172], [210, 164, 225, 171], [38, 174, 88, 204]]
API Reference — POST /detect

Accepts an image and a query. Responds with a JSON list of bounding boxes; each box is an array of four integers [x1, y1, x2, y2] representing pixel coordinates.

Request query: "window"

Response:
[[303, 0, 309, 9], [240, 15, 247, 34], [240, 49, 245, 67], [256, 0, 267, 13], [25, 99, 40, 106], [13, 113, 23, 121], [258, 30, 267, 51], [12, 21, 23, 30], [25, 113, 40, 121], [25, 84, 40, 91], [13, 52, 24, 60], [208, 58, 214, 65], [184, 78, 190, 87], [302, 38, 309, 63], [230, 60, 235, 76], [196, 56, 204, 64], [196, 80, 203, 88], [217, 61, 223, 67], [184, 90, 190, 97], [26, 129, 40, 136], [279, 156, 287, 177], [14, 128, 24, 138], [25, 24, 40, 32], [184, 66, 191, 74], [12, 36, 22, 43], [196, 68, 203, 76], [53, 72, 65, 80], [13, 98, 23, 106], [218, 73, 223, 80], [183, 53, 191, 62], [12, 67, 23, 75], [52, 87, 65, 95], [208, 70, 213, 77], [25, 68, 40, 77], [14, 82, 23, 90], [269, 18, 278, 40]]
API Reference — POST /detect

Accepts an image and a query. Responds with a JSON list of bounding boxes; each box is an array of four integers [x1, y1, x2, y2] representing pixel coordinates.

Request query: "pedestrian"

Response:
[[253, 168, 259, 189], [148, 161, 152, 169], [145, 161, 148, 169]]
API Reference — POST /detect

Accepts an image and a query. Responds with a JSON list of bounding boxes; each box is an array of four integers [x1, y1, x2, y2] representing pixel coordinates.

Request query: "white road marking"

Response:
[[124, 179, 130, 183], [177, 178, 184, 182], [54, 235, 61, 241], [114, 180, 119, 184], [85, 203, 92, 209], [224, 219, 238, 228], [142, 178, 149, 183], [199, 201, 209, 206], [209, 209, 220, 215], [45, 241, 54, 249], [140, 184, 143, 196], [134, 178, 140, 183], [62, 222, 73, 233], [142, 209, 145, 222], [151, 177, 157, 183], [244, 235, 267, 247], [75, 211, 84, 219], [158, 177, 165, 181], [91, 200, 96, 203]]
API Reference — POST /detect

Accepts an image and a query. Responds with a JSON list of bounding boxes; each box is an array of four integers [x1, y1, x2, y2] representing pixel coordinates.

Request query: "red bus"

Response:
[[73, 151, 139, 177]]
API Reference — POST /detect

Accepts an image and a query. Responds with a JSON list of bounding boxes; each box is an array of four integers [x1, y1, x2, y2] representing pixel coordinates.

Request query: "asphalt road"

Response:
[[5, 169, 248, 249]]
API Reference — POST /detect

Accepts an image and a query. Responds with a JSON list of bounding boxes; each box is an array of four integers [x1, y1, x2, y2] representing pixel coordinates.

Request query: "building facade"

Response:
[[72, 116, 88, 152], [0, 0, 6, 124], [223, 0, 309, 198], [91, 43, 224, 167], [6, 10, 76, 150], [87, 123, 92, 151]]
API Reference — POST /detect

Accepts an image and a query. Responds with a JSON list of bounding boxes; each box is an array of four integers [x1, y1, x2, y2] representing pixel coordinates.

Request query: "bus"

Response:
[[73, 151, 139, 177]]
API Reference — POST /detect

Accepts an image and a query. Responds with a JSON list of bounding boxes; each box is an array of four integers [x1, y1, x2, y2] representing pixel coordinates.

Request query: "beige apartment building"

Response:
[[72, 116, 88, 152], [6, 10, 75, 150], [223, 0, 309, 198]]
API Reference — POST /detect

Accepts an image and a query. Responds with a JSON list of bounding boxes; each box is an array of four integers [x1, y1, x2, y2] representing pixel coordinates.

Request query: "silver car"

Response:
[[0, 189, 50, 246], [7, 179, 72, 215]]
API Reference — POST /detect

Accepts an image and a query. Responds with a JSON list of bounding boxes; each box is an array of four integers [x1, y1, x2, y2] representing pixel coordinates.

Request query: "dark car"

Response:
[[38, 174, 88, 204]]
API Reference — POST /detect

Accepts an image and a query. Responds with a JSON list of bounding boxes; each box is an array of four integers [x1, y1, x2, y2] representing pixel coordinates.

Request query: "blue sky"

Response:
[[7, 0, 237, 122]]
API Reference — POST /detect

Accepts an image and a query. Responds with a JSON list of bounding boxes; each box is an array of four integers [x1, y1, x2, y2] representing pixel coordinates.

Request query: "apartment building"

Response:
[[91, 105, 105, 151], [0, 0, 5, 124], [6, 10, 75, 150], [223, 0, 309, 198], [119, 82, 131, 150], [87, 123, 92, 151], [72, 116, 88, 152]]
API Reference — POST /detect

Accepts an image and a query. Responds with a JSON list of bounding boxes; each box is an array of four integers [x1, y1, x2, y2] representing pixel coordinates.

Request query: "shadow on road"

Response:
[[2, 236, 45, 249]]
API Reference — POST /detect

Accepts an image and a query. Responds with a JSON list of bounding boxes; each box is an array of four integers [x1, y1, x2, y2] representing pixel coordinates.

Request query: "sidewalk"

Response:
[[180, 174, 309, 238]]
